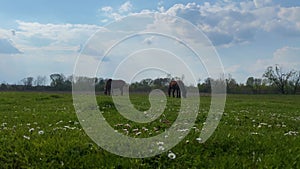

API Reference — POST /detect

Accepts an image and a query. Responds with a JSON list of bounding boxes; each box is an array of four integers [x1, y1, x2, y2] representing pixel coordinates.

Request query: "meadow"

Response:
[[0, 92, 299, 168]]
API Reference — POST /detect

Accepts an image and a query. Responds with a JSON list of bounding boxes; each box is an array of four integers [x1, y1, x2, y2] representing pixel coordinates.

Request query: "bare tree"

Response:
[[34, 75, 47, 86], [263, 65, 294, 94], [21, 77, 34, 87], [289, 71, 300, 94]]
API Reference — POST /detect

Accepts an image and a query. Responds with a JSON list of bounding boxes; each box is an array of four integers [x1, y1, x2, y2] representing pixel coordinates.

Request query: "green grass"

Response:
[[0, 92, 299, 168]]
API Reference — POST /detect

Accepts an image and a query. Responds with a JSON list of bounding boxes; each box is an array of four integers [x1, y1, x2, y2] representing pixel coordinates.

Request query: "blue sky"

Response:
[[0, 0, 300, 84]]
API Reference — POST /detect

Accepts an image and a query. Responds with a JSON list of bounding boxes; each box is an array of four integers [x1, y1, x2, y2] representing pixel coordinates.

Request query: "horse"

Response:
[[168, 80, 186, 98], [104, 79, 126, 96]]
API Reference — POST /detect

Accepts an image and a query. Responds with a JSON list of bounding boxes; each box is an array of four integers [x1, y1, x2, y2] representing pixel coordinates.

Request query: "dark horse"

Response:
[[104, 79, 126, 96], [168, 80, 186, 98]]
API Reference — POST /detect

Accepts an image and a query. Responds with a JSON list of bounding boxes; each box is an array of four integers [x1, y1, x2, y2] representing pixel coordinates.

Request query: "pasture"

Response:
[[0, 92, 299, 168]]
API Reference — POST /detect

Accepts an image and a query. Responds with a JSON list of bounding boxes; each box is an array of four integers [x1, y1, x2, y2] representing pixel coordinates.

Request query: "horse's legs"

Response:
[[172, 88, 176, 97]]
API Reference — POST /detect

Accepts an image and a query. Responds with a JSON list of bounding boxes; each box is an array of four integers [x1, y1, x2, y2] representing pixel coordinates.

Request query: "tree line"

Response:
[[1, 65, 299, 94]]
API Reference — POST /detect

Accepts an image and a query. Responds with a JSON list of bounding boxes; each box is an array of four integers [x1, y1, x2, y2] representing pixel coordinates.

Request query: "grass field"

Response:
[[0, 92, 299, 168]]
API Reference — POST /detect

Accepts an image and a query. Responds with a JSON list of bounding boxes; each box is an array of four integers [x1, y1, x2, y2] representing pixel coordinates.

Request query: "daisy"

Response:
[[168, 151, 176, 159], [38, 130, 44, 135]]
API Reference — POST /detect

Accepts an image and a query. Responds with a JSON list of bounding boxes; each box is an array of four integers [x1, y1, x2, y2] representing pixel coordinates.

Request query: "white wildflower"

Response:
[[158, 146, 165, 151], [56, 120, 63, 125], [196, 137, 202, 142], [64, 126, 76, 130], [38, 130, 44, 135], [132, 128, 139, 132], [284, 131, 298, 136], [123, 129, 129, 135], [142, 127, 148, 131], [177, 129, 189, 132], [168, 151, 176, 159], [29, 128, 35, 132], [23, 135, 30, 140], [124, 124, 131, 128], [250, 132, 259, 135], [157, 141, 164, 146], [114, 123, 123, 127]]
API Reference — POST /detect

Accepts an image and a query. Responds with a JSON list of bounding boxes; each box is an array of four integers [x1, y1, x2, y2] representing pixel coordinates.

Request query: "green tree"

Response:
[[246, 77, 254, 87], [50, 73, 65, 90]]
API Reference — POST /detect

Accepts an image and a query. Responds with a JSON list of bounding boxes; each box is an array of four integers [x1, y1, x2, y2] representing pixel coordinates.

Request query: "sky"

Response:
[[0, 0, 300, 85]]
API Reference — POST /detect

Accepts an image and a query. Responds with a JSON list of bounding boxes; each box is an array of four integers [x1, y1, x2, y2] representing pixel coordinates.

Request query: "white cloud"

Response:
[[119, 1, 132, 13], [273, 46, 300, 69], [95, 1, 300, 48], [101, 6, 113, 13], [0, 21, 104, 83], [99, 4, 126, 21], [249, 46, 300, 77], [1, 1, 299, 84], [14, 20, 101, 52], [225, 64, 241, 74], [279, 7, 300, 23], [164, 2, 257, 46], [143, 36, 155, 45], [0, 38, 22, 54], [101, 19, 109, 23], [253, 0, 272, 8], [160, 1, 300, 47]]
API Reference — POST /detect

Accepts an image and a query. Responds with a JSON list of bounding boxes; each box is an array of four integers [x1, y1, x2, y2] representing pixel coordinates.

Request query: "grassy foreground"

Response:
[[0, 92, 299, 168]]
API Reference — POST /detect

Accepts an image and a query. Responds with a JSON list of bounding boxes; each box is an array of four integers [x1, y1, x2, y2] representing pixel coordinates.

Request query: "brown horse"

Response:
[[168, 80, 186, 98], [104, 79, 126, 96]]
